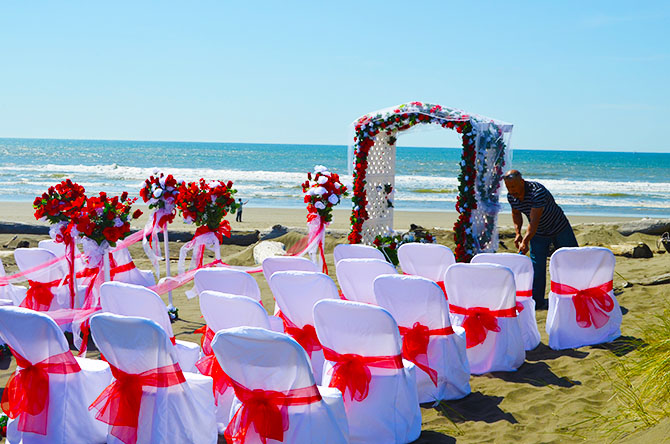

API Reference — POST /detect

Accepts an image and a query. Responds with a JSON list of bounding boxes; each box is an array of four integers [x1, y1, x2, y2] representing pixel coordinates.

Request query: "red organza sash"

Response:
[[321, 346, 403, 402], [516, 290, 533, 297], [21, 279, 63, 311], [224, 379, 322, 444], [1, 349, 81, 435], [550, 280, 614, 329], [448, 305, 517, 348], [89, 362, 186, 444], [195, 354, 231, 405], [436, 281, 448, 299], [398, 322, 454, 386], [277, 312, 322, 358], [194, 325, 215, 355]]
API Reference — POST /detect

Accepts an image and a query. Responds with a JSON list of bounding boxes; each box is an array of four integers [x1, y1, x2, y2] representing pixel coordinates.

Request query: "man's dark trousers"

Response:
[[529, 225, 578, 307]]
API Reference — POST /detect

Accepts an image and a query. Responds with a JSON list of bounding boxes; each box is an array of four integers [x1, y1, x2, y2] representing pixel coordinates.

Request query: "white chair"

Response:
[[398, 243, 455, 283], [193, 268, 284, 332], [0, 258, 27, 306], [269, 271, 339, 383], [0, 306, 111, 444], [472, 253, 542, 351], [38, 239, 87, 281], [336, 258, 397, 305], [100, 281, 200, 372], [212, 326, 349, 444], [89, 313, 217, 444], [261, 256, 319, 283], [314, 299, 421, 444], [444, 263, 525, 374], [198, 290, 273, 432], [546, 247, 622, 350], [14, 248, 79, 311], [374, 274, 471, 403], [333, 244, 385, 264], [109, 247, 156, 287]]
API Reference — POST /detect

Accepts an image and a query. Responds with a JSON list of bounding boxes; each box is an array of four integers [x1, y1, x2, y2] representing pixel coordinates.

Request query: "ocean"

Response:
[[1, 138, 669, 218]]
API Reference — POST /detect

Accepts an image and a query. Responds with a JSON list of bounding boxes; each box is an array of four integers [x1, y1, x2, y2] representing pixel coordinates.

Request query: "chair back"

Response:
[[550, 247, 615, 291], [212, 326, 315, 392], [199, 291, 271, 332], [100, 281, 175, 338], [90, 312, 178, 374], [0, 306, 69, 364], [472, 253, 533, 293], [270, 271, 338, 327], [374, 274, 451, 330], [398, 243, 455, 281], [194, 268, 261, 302], [14, 247, 67, 282], [336, 258, 397, 304], [261, 256, 318, 284], [314, 299, 401, 357], [333, 244, 385, 264], [444, 263, 516, 310]]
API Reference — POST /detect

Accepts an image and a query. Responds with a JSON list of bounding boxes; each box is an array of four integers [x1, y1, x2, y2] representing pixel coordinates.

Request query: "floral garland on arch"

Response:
[[32, 179, 87, 307], [301, 165, 348, 273], [140, 172, 181, 276], [348, 101, 508, 262], [175, 179, 238, 277]]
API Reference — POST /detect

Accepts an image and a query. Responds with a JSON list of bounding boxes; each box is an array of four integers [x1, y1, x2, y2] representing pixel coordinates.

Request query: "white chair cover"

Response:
[[546, 247, 622, 350], [194, 268, 284, 331], [333, 244, 385, 264], [109, 247, 156, 287], [445, 263, 525, 374], [336, 259, 397, 305], [314, 300, 421, 444], [198, 290, 272, 432], [269, 271, 339, 383], [38, 239, 87, 283], [100, 282, 200, 372], [397, 243, 455, 282], [14, 248, 77, 311], [90, 313, 217, 444], [212, 326, 349, 444], [374, 274, 470, 403], [471, 253, 541, 351], [0, 306, 111, 444], [0, 258, 27, 306], [261, 256, 319, 282]]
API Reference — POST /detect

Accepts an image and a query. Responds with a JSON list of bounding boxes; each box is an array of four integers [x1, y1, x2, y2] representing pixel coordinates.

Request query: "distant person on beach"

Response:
[[236, 198, 248, 222], [503, 170, 577, 309]]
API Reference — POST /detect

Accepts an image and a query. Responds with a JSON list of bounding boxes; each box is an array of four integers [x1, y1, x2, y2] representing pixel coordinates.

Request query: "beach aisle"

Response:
[[1, 215, 669, 443]]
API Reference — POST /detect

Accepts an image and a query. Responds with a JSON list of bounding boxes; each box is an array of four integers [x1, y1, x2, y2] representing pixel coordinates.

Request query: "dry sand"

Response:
[[1, 203, 669, 443]]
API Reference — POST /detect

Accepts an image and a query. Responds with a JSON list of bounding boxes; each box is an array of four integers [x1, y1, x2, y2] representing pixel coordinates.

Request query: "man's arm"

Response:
[[519, 207, 543, 254], [512, 209, 524, 249]]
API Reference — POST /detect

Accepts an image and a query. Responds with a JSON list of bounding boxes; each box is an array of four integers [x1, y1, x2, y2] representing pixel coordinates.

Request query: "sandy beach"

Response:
[[1, 202, 669, 443]]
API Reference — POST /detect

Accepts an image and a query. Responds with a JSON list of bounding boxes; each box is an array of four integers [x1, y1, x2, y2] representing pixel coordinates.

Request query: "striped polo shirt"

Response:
[[507, 181, 570, 237]]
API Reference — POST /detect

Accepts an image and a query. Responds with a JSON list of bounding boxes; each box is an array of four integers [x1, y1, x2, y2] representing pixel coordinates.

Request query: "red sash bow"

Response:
[[21, 279, 63, 311], [448, 305, 517, 348], [550, 280, 614, 329], [277, 312, 322, 357], [195, 221, 231, 245], [224, 379, 322, 444], [321, 346, 403, 402], [195, 354, 231, 405], [398, 322, 454, 386], [1, 349, 81, 435], [89, 362, 186, 444], [194, 325, 215, 355]]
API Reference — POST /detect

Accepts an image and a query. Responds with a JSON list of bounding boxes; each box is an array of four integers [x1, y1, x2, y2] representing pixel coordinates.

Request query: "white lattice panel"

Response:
[[361, 133, 396, 244]]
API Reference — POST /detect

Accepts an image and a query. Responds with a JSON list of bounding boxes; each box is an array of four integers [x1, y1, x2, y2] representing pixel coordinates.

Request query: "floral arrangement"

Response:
[[33, 179, 87, 242], [372, 227, 437, 265], [73, 192, 143, 246], [348, 101, 507, 262], [175, 179, 238, 241], [139, 172, 180, 222], [301, 165, 348, 225]]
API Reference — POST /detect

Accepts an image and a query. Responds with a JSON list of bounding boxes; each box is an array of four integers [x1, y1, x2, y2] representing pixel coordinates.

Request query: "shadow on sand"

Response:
[[436, 391, 517, 424], [489, 361, 581, 388]]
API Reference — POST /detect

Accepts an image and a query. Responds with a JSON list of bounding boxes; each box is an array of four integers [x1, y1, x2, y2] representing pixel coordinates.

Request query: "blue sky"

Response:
[[0, 1, 668, 152]]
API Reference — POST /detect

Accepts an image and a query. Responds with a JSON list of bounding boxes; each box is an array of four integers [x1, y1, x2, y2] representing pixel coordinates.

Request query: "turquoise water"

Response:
[[0, 138, 668, 218]]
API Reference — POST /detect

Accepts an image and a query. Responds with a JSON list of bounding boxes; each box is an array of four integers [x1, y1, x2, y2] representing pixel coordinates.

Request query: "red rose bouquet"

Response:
[[33, 179, 87, 226], [175, 179, 238, 274], [74, 192, 143, 247], [301, 165, 348, 225]]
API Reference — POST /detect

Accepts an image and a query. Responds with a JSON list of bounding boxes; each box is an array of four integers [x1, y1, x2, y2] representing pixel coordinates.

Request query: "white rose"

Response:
[[314, 186, 327, 196], [334, 183, 341, 189], [113, 217, 124, 227], [328, 194, 339, 205], [153, 188, 163, 198], [315, 201, 326, 210], [317, 176, 329, 185], [314, 165, 328, 173]]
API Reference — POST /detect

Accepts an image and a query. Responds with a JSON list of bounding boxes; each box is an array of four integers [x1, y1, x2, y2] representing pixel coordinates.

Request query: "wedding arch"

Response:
[[347, 102, 513, 262]]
